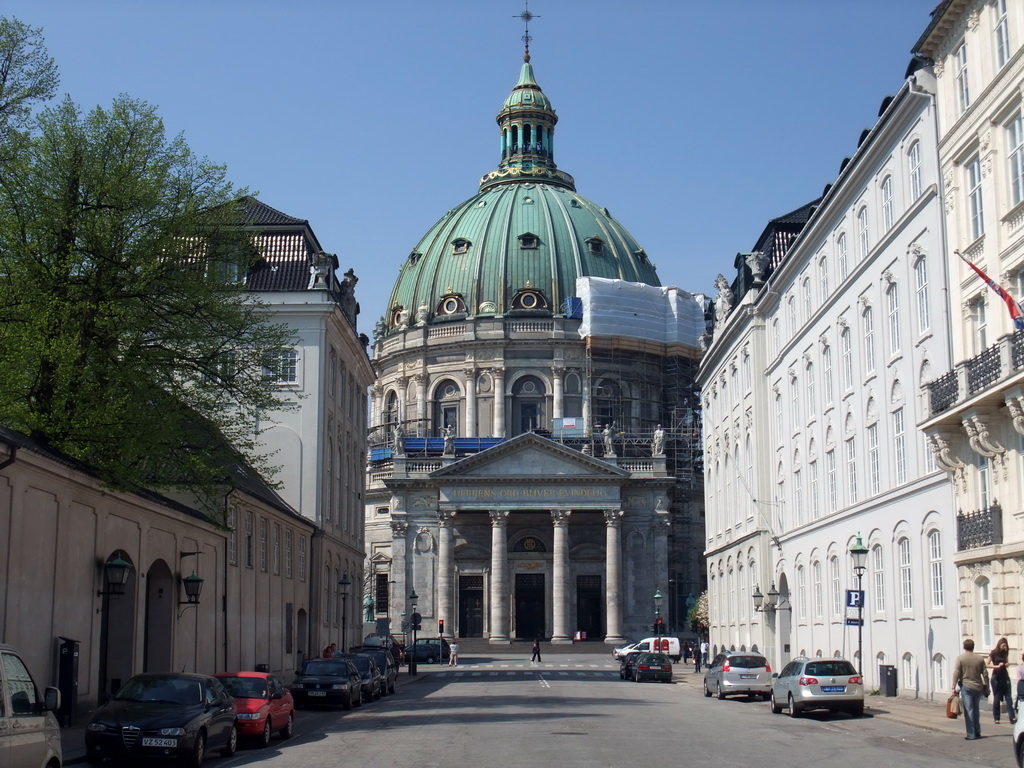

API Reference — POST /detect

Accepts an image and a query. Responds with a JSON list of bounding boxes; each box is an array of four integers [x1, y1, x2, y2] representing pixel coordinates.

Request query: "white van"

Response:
[[0, 643, 62, 768], [612, 636, 681, 662]]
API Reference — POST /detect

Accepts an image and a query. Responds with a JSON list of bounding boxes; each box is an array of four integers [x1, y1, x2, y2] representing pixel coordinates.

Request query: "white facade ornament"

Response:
[[1006, 396, 1024, 437], [927, 433, 967, 473], [882, 269, 895, 286], [964, 414, 1005, 458], [908, 242, 925, 261]]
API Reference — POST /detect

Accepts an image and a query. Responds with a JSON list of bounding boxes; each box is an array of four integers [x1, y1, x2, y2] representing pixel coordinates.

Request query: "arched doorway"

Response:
[[144, 560, 174, 672], [98, 550, 138, 702]]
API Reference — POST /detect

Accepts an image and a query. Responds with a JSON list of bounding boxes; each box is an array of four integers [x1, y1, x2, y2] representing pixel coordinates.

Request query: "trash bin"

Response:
[[879, 664, 897, 697]]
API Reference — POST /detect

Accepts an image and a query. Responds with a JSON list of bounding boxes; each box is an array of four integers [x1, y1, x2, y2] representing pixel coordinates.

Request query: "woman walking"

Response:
[[531, 638, 542, 664], [988, 637, 1016, 724]]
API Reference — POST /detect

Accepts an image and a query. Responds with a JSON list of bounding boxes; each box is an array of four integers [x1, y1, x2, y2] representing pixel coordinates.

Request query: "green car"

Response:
[[632, 652, 673, 683]]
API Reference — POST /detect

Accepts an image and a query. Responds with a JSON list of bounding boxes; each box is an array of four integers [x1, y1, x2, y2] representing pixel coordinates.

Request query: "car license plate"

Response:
[[821, 685, 845, 693], [740, 674, 757, 679], [142, 738, 178, 748], [308, 690, 327, 696]]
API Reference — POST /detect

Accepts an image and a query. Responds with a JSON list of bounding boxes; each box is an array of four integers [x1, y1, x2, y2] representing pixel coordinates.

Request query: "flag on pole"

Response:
[[957, 250, 1024, 331]]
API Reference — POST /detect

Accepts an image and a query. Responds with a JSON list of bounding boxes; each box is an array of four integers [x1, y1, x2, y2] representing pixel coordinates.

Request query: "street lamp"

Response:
[[408, 589, 420, 676], [653, 588, 664, 637], [752, 583, 781, 613], [338, 572, 352, 653], [849, 534, 869, 675]]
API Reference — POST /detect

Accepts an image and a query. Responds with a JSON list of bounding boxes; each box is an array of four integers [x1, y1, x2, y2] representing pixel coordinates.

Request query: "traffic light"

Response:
[[654, 618, 664, 636], [438, 619, 445, 635]]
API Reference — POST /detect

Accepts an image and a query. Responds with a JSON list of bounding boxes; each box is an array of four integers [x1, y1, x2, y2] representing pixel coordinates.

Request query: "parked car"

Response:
[[215, 672, 294, 748], [1014, 697, 1024, 767], [358, 649, 398, 695], [406, 637, 451, 664], [619, 650, 641, 680], [612, 636, 681, 662], [632, 652, 673, 683], [703, 652, 772, 700], [341, 654, 383, 702], [0, 643, 62, 768], [290, 658, 362, 710], [84, 672, 236, 766], [770, 657, 864, 717]]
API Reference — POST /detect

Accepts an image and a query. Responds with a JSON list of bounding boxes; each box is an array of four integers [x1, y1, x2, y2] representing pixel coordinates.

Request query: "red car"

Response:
[[215, 672, 295, 748]]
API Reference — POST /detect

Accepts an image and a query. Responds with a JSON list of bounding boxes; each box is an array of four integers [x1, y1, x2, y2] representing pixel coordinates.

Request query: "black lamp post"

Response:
[[338, 572, 352, 653], [653, 588, 663, 637], [408, 589, 419, 676], [849, 534, 869, 675]]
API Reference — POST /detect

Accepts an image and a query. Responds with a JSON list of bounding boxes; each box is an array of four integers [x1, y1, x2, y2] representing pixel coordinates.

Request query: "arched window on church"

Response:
[[384, 391, 398, 428], [433, 379, 461, 436], [511, 375, 547, 436], [593, 377, 622, 430], [563, 372, 582, 418]]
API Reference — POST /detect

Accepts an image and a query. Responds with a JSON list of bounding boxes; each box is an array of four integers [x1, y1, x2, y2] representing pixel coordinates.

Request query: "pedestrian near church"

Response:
[[449, 641, 460, 667], [693, 644, 702, 674], [953, 637, 990, 740], [700, 639, 709, 665], [531, 639, 542, 664], [987, 637, 1016, 724]]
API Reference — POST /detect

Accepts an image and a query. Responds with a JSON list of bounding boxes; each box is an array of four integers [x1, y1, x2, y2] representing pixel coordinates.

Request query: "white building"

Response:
[[699, 62, 960, 700], [915, 0, 1024, 654]]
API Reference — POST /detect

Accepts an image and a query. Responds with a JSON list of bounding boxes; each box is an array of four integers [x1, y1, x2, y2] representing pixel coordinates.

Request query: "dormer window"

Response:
[[452, 238, 471, 255], [586, 237, 605, 256], [635, 248, 648, 264], [510, 287, 549, 310], [518, 233, 539, 250], [436, 293, 467, 315], [408, 251, 422, 265]]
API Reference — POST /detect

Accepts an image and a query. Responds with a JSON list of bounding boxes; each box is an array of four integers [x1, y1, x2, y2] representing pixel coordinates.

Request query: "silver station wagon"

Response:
[[770, 657, 864, 717], [703, 652, 772, 700]]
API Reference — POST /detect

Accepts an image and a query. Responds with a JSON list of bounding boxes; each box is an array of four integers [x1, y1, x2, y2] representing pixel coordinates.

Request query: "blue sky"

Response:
[[6, 0, 932, 341]]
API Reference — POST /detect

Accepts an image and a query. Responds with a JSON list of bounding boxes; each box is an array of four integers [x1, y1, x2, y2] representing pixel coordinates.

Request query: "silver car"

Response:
[[703, 652, 772, 700], [770, 657, 864, 717]]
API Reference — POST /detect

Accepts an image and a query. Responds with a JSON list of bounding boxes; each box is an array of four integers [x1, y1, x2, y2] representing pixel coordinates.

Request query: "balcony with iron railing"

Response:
[[924, 330, 1024, 423], [956, 501, 1003, 552]]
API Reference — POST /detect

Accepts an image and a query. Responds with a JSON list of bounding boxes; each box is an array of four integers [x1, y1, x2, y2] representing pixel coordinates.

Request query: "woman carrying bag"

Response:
[[988, 637, 1016, 724]]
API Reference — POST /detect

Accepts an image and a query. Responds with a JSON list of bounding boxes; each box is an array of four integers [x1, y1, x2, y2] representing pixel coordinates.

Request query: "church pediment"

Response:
[[431, 432, 628, 480]]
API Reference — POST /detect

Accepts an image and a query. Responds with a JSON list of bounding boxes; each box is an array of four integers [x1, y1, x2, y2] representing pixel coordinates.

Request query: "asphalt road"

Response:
[[114, 652, 1017, 768]]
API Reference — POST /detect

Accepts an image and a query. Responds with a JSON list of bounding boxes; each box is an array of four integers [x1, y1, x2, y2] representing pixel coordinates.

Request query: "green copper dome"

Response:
[[384, 59, 660, 329]]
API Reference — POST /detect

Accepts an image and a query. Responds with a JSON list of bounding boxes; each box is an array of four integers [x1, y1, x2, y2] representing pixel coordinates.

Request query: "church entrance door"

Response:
[[458, 575, 484, 638], [514, 573, 545, 639], [575, 575, 602, 640]]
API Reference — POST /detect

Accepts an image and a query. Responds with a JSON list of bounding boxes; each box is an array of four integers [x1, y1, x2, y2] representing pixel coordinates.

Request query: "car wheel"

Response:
[[428, 655, 437, 664], [770, 692, 783, 714], [342, 692, 353, 710], [258, 718, 272, 748], [717, 682, 726, 700], [849, 702, 865, 717], [221, 725, 238, 757], [86, 754, 104, 765], [280, 712, 294, 739], [185, 730, 206, 768], [1016, 736, 1024, 768], [389, 679, 396, 694], [354, 688, 362, 707], [762, 692, 772, 702], [374, 684, 382, 701], [788, 694, 802, 718]]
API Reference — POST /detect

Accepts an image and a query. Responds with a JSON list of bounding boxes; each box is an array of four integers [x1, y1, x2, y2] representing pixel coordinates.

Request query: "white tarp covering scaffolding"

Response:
[[575, 276, 705, 346]]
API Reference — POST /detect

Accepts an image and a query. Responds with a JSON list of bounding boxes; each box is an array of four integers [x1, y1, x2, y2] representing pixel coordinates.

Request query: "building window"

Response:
[[928, 530, 944, 609], [933, 654, 948, 693], [298, 536, 307, 582], [323, 566, 331, 624], [518, 232, 539, 249], [872, 544, 886, 613], [893, 408, 907, 485], [973, 296, 988, 352], [285, 530, 293, 578], [898, 537, 913, 611], [803, 277, 813, 319], [881, 176, 894, 231], [822, 344, 833, 405], [809, 459, 820, 519], [955, 43, 970, 113], [797, 565, 807, 619], [273, 524, 281, 575], [774, 391, 783, 441], [227, 507, 238, 566], [841, 327, 853, 390], [826, 449, 837, 510], [915, 257, 930, 334], [265, 348, 298, 383], [845, 437, 857, 504], [259, 518, 268, 572], [329, 348, 337, 397], [996, 0, 1011, 69], [837, 233, 849, 281], [812, 561, 823, 618], [901, 654, 915, 691], [886, 284, 901, 355], [375, 573, 390, 616], [830, 556, 841, 616], [788, 295, 797, 335], [806, 364, 816, 417], [909, 141, 923, 200], [586, 237, 605, 256], [452, 238, 471, 255], [819, 255, 829, 299], [857, 207, 869, 259], [978, 578, 993, 648], [967, 155, 984, 240], [867, 424, 881, 496], [790, 376, 800, 432], [978, 453, 992, 509], [793, 467, 803, 525], [245, 511, 254, 568], [863, 308, 875, 374], [1009, 114, 1024, 206]]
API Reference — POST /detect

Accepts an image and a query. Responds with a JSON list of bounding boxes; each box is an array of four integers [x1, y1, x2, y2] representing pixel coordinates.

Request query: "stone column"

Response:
[[489, 510, 510, 643], [415, 373, 428, 429], [493, 367, 506, 437], [604, 509, 625, 644], [370, 384, 382, 428], [464, 367, 477, 438], [551, 510, 572, 644], [552, 366, 565, 421], [396, 376, 408, 425], [437, 510, 456, 639], [390, 520, 409, 629]]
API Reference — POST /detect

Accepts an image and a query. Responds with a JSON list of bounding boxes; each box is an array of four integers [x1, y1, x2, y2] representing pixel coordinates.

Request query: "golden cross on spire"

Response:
[[515, 2, 539, 62]]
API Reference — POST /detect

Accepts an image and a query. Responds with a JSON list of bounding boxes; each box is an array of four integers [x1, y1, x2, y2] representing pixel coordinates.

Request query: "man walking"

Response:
[[700, 638, 709, 666], [953, 637, 990, 740]]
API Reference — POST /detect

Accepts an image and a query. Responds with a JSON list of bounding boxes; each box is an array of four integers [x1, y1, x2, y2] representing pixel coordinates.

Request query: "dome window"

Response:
[[586, 237, 606, 256], [635, 248, 648, 264], [452, 238, 471, 255], [408, 251, 422, 265], [570, 199, 581, 208], [389, 305, 407, 328], [436, 293, 467, 315], [511, 287, 549, 311], [518, 233, 540, 250]]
